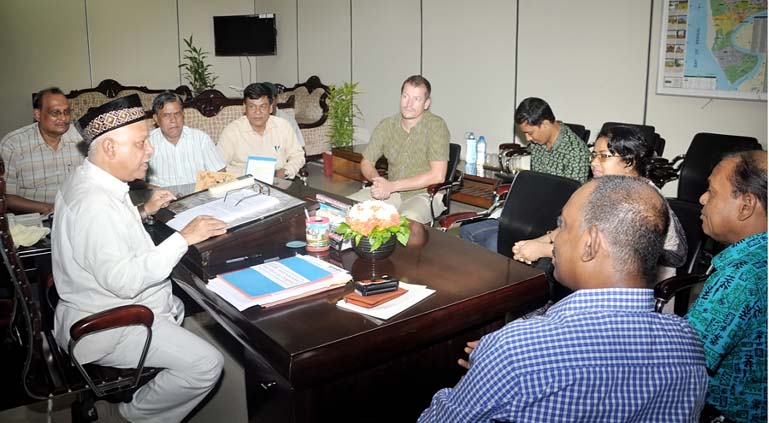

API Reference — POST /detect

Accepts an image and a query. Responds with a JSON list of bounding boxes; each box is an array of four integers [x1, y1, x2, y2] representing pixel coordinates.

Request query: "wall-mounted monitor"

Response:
[[213, 14, 276, 56]]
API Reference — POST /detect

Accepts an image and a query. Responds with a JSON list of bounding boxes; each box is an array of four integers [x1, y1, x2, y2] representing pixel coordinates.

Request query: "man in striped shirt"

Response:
[[419, 176, 708, 422], [147, 92, 226, 187], [0, 87, 85, 214]]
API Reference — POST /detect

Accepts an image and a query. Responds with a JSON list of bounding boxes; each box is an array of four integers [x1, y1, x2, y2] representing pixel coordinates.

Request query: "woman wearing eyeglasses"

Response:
[[512, 125, 686, 282]]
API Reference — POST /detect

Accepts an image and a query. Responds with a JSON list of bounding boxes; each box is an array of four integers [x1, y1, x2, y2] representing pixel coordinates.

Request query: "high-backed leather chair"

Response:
[[0, 158, 159, 422], [674, 132, 761, 204], [496, 170, 581, 257], [563, 122, 591, 144], [427, 143, 463, 226], [600, 121, 665, 156]]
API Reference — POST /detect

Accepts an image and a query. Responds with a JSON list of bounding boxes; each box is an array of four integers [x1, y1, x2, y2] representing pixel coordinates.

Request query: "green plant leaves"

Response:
[[179, 35, 218, 96], [327, 82, 362, 148]]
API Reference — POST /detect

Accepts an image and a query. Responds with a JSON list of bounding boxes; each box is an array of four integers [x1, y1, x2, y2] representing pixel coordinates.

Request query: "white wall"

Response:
[[423, 0, 517, 150], [516, 0, 653, 144], [0, 0, 91, 133], [1, 0, 766, 165]]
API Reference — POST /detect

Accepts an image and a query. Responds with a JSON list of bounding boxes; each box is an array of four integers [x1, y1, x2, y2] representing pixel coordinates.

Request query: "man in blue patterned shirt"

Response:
[[419, 176, 708, 422], [687, 151, 767, 423]]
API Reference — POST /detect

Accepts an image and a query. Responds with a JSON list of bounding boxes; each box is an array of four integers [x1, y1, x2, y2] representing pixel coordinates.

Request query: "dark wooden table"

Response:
[[151, 181, 549, 423]]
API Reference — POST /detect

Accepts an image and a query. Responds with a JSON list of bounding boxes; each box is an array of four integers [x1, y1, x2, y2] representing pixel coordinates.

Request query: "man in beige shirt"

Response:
[[217, 83, 305, 178]]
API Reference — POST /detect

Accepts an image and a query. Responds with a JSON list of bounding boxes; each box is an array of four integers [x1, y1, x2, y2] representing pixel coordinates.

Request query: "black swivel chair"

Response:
[[496, 171, 580, 303], [563, 122, 591, 145], [428, 143, 463, 226]]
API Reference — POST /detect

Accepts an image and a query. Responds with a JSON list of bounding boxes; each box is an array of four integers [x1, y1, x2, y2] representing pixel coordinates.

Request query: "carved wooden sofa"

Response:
[[182, 75, 331, 157], [63, 75, 332, 158], [65, 79, 193, 120]]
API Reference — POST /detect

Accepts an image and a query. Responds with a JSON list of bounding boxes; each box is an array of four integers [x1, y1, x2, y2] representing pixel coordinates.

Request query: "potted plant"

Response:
[[179, 35, 218, 96], [327, 82, 361, 148], [324, 82, 361, 176], [336, 200, 410, 261]]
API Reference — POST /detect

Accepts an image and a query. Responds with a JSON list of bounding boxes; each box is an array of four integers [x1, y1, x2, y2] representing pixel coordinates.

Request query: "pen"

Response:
[[225, 254, 261, 264]]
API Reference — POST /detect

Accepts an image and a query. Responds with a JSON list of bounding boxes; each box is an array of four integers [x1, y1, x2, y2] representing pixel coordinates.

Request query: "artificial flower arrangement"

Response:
[[335, 200, 410, 251]]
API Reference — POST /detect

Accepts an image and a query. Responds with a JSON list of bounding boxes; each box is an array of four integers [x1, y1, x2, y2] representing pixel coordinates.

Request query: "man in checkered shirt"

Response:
[[419, 176, 708, 422], [1, 87, 85, 214]]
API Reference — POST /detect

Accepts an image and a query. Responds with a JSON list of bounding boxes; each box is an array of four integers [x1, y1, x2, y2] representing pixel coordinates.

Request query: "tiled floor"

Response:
[[0, 160, 480, 422]]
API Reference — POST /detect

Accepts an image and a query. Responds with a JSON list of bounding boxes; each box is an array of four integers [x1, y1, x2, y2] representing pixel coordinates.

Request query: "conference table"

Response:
[[148, 180, 549, 422]]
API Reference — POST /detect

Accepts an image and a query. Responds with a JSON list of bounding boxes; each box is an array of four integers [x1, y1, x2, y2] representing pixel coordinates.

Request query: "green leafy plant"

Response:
[[335, 200, 410, 251], [179, 35, 218, 96], [326, 82, 362, 148]]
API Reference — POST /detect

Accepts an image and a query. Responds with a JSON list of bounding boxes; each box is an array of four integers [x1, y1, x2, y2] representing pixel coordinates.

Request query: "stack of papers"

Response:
[[336, 282, 435, 320], [207, 255, 351, 310]]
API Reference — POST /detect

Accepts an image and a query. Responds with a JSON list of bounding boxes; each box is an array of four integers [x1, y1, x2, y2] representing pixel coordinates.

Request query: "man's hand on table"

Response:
[[180, 216, 227, 245]]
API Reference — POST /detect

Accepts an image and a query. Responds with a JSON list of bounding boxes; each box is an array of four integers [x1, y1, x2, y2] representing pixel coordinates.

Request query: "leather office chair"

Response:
[[600, 121, 665, 156], [563, 122, 591, 144], [0, 159, 159, 422], [427, 143, 463, 226], [672, 132, 761, 203], [496, 170, 581, 257]]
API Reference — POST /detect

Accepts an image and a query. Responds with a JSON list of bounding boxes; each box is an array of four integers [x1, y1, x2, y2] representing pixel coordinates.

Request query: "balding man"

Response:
[[1, 87, 85, 214], [419, 176, 707, 422], [52, 94, 227, 422], [687, 151, 767, 423]]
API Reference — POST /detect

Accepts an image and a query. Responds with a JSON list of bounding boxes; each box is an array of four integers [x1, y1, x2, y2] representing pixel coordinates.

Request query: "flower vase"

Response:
[[352, 236, 396, 261]]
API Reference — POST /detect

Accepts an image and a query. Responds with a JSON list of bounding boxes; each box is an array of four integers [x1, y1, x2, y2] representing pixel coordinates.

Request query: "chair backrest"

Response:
[[600, 121, 664, 156], [677, 132, 761, 203], [564, 122, 591, 144], [440, 143, 462, 210], [667, 198, 706, 276], [497, 170, 581, 257], [446, 143, 461, 182]]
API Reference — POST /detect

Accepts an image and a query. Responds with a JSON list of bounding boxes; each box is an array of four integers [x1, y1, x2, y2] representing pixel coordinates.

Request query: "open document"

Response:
[[207, 255, 351, 311], [166, 189, 280, 231]]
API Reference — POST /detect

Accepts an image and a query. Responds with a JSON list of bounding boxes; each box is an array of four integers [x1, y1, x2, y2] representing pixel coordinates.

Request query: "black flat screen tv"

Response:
[[213, 14, 276, 56]]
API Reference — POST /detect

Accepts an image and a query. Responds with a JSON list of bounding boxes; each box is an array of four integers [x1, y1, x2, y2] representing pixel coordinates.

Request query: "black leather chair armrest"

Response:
[[653, 273, 703, 313]]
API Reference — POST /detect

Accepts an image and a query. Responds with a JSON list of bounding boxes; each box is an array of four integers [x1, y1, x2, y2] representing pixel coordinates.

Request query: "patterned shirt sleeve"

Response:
[[687, 258, 763, 371], [426, 117, 450, 162], [362, 119, 388, 163]]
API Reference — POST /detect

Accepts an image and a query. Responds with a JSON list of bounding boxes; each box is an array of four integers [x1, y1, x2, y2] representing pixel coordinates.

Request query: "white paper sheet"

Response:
[[335, 282, 436, 320]]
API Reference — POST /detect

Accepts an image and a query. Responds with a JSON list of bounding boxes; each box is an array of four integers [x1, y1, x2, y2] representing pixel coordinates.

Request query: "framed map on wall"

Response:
[[657, 0, 767, 101]]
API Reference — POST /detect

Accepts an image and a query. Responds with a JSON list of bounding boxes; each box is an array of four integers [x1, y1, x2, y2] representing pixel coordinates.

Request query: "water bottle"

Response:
[[476, 135, 487, 167], [465, 132, 477, 165]]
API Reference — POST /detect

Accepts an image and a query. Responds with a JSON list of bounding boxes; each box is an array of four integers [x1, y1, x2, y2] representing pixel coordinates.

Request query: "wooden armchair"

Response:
[[1, 158, 160, 422]]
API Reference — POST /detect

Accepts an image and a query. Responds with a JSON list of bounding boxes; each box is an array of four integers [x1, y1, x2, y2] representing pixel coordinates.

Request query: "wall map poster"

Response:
[[658, 0, 767, 100]]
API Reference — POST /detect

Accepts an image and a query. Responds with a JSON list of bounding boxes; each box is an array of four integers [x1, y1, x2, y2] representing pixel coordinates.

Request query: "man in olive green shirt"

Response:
[[349, 75, 450, 223]]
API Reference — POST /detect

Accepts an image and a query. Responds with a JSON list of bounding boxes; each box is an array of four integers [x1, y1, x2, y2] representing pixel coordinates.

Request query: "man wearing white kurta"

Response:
[[52, 95, 228, 423], [147, 92, 225, 187], [217, 82, 305, 178]]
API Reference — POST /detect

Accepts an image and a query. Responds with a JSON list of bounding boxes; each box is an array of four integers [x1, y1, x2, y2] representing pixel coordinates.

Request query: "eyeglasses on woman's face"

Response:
[[590, 151, 619, 162]]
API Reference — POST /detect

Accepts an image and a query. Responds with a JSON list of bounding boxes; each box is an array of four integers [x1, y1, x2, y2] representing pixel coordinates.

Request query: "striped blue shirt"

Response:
[[419, 288, 708, 422]]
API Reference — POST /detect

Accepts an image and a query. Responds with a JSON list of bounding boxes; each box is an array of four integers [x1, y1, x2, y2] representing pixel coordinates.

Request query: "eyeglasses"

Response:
[[590, 151, 619, 162], [46, 109, 72, 118]]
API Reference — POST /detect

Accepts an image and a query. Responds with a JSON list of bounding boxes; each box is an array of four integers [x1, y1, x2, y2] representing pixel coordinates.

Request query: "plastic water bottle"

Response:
[[476, 135, 487, 168], [465, 132, 477, 165]]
